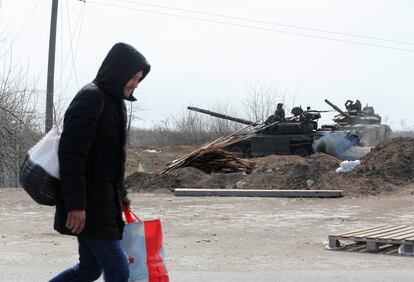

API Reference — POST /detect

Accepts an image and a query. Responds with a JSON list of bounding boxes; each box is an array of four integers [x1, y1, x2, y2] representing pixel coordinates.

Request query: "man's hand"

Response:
[[66, 210, 86, 235], [122, 195, 131, 209]]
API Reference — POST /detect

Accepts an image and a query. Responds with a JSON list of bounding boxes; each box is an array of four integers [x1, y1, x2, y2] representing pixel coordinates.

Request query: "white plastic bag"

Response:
[[19, 127, 61, 205], [28, 127, 60, 178], [335, 160, 361, 173]]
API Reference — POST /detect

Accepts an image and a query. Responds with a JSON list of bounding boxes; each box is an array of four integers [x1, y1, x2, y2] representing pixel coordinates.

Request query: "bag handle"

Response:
[[123, 207, 142, 223]]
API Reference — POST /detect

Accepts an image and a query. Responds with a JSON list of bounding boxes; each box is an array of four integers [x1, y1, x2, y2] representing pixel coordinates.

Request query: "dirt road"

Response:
[[1, 188, 414, 282]]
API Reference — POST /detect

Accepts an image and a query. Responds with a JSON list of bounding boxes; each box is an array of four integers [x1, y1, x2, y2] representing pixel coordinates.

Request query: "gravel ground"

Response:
[[1, 188, 414, 282]]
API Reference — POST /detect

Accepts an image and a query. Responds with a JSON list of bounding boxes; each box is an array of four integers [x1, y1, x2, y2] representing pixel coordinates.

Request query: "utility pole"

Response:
[[45, 0, 58, 132]]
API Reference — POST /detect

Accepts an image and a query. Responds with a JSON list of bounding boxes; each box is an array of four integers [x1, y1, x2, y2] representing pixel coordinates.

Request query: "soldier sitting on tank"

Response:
[[263, 103, 286, 134], [291, 106, 304, 118], [274, 103, 285, 120], [345, 100, 362, 115], [354, 100, 362, 112], [264, 103, 285, 125]]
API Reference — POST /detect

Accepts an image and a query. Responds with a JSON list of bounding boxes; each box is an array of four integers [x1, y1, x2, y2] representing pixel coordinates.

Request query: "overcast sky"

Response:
[[1, 0, 414, 130]]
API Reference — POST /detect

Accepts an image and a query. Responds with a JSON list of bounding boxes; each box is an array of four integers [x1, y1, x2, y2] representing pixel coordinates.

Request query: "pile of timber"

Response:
[[155, 122, 276, 175], [178, 149, 254, 173]]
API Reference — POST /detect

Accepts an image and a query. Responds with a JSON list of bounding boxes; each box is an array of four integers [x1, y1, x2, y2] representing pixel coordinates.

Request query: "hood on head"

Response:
[[94, 42, 150, 101]]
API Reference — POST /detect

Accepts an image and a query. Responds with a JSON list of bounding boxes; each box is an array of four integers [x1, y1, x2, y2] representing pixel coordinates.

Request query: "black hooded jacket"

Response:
[[54, 43, 150, 240]]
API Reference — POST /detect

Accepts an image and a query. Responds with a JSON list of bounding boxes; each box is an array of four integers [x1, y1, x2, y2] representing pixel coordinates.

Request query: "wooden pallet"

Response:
[[327, 225, 414, 256]]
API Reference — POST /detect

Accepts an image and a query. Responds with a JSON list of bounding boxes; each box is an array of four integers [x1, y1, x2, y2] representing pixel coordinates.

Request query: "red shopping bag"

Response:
[[122, 208, 169, 282]]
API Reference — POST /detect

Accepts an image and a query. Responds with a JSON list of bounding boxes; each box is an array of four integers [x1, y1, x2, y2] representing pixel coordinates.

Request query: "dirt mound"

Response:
[[353, 137, 414, 185], [125, 167, 245, 192], [251, 154, 304, 166], [125, 139, 414, 196], [126, 153, 342, 192], [240, 153, 341, 190]]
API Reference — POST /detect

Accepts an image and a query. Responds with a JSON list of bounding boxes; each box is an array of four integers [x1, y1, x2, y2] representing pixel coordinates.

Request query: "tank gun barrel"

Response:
[[187, 106, 258, 126], [324, 99, 350, 118], [307, 110, 333, 113]]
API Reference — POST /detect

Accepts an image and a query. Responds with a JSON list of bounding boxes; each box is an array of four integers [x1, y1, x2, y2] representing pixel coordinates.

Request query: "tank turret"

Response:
[[324, 99, 381, 125]]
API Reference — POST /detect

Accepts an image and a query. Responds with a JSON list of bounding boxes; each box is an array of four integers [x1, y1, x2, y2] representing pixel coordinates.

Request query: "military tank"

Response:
[[187, 106, 356, 158], [321, 99, 391, 146], [315, 99, 392, 159]]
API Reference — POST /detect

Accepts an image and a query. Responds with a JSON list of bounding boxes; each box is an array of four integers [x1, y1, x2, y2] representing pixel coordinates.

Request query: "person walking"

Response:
[[50, 42, 150, 282]]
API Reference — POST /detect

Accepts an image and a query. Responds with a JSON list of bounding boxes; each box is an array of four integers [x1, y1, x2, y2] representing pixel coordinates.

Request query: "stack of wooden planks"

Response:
[[177, 149, 255, 173], [155, 122, 275, 175]]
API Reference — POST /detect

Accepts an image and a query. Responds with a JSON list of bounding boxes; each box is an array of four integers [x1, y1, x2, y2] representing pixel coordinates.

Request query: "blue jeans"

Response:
[[50, 237, 129, 282]]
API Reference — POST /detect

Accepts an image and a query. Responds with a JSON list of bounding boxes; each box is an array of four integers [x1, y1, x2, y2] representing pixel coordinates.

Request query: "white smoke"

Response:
[[313, 132, 358, 160]]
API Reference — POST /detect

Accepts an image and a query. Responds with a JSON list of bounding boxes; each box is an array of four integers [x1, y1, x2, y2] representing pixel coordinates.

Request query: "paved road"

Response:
[[1, 189, 413, 281]]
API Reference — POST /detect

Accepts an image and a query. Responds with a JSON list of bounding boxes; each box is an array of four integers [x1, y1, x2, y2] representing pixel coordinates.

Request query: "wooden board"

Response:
[[174, 188, 343, 198]]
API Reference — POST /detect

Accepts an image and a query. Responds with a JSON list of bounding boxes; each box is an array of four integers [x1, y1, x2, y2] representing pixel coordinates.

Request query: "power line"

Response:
[[113, 0, 414, 47], [57, 0, 86, 92], [87, 0, 414, 53], [11, 0, 42, 44], [3, 0, 41, 55], [65, 0, 80, 89], [74, 4, 86, 59]]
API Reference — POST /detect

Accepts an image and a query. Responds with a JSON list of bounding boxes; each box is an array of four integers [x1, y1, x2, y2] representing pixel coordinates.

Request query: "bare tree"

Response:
[[242, 80, 290, 123], [0, 48, 42, 187], [204, 101, 242, 135], [128, 101, 244, 147]]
